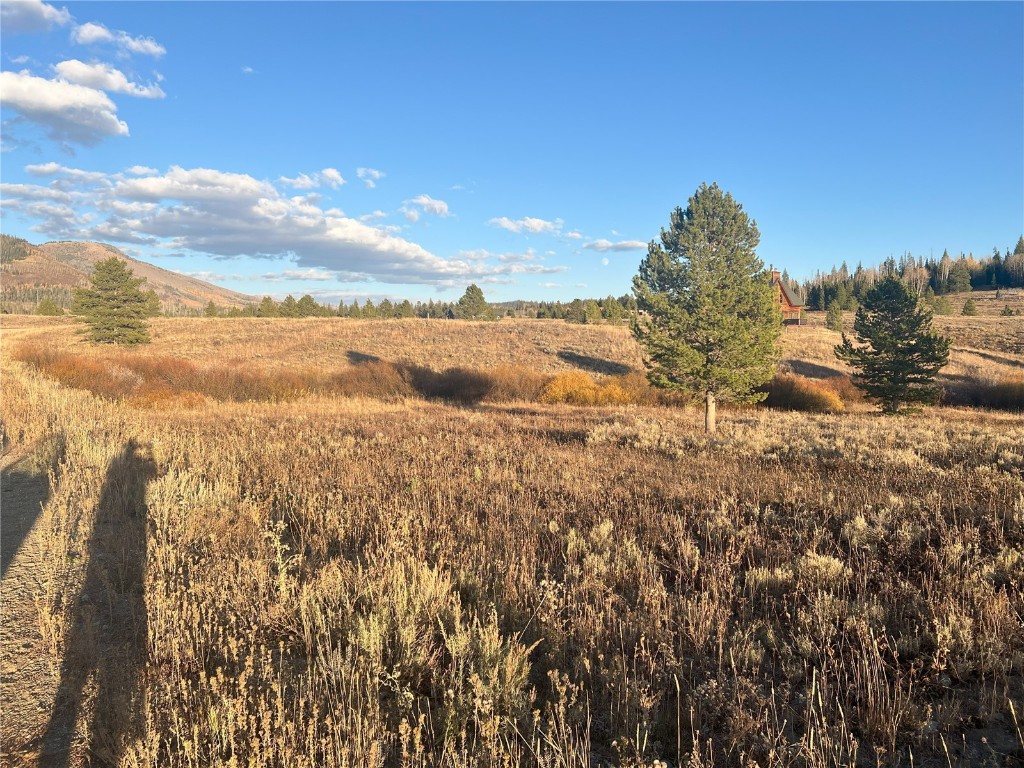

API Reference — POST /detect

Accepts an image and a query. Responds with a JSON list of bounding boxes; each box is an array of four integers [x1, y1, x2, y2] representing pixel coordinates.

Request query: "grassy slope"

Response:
[[0, 314, 1022, 767]]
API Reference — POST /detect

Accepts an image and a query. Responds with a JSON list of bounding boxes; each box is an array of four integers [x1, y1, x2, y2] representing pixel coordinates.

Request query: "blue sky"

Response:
[[2, 1, 1022, 304]]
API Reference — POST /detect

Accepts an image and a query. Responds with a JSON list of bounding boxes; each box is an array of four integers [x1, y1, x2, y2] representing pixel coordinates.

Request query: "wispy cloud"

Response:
[[356, 167, 384, 189], [53, 59, 165, 98], [582, 238, 646, 252], [401, 194, 450, 222], [241, 66, 256, 75], [488, 215, 563, 235], [25, 161, 109, 183], [71, 21, 166, 57], [1, 0, 71, 33], [277, 168, 345, 190]]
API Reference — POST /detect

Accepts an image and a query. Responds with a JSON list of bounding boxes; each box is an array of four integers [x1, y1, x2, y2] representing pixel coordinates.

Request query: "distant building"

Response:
[[770, 270, 803, 324]]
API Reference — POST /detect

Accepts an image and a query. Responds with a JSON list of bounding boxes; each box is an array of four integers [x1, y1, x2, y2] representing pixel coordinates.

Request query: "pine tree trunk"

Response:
[[705, 392, 717, 434]]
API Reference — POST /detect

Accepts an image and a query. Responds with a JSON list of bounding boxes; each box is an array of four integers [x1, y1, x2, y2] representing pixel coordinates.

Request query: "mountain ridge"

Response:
[[1, 237, 256, 310]]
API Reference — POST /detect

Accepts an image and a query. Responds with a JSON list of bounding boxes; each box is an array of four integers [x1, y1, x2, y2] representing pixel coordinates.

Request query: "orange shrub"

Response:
[[763, 373, 845, 413], [540, 371, 600, 405], [540, 371, 641, 406]]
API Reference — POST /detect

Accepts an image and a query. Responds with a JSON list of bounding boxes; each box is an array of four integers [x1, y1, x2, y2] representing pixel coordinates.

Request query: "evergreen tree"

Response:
[[280, 295, 300, 318], [582, 299, 603, 324], [961, 298, 978, 316], [633, 183, 780, 433], [835, 276, 950, 414], [144, 289, 161, 317], [948, 261, 972, 293], [825, 301, 844, 332], [71, 257, 152, 344], [36, 298, 64, 316], [456, 284, 494, 320], [602, 296, 625, 323], [1015, 235, 1024, 256], [203, 300, 220, 317], [257, 296, 279, 317], [296, 294, 321, 317]]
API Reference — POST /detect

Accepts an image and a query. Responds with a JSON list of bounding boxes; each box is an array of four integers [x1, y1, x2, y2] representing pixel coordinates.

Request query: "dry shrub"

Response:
[[608, 370, 683, 406], [821, 374, 863, 403], [943, 376, 1024, 411], [540, 371, 639, 406], [118, 354, 201, 391], [763, 373, 844, 413], [485, 365, 552, 402], [327, 361, 414, 400], [128, 383, 206, 410]]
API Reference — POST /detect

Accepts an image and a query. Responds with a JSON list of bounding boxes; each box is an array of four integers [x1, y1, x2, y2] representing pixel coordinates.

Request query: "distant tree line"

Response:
[[800, 237, 1024, 314], [197, 288, 638, 323]]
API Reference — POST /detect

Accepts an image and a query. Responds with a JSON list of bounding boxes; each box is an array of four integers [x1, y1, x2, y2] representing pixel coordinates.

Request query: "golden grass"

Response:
[[2, 314, 1023, 765]]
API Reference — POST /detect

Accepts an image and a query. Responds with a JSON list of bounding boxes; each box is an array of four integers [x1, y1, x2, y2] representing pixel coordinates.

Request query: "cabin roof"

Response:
[[777, 279, 803, 308]]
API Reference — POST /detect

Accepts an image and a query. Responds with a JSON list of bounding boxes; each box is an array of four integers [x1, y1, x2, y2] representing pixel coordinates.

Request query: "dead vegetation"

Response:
[[1, 315, 1022, 767]]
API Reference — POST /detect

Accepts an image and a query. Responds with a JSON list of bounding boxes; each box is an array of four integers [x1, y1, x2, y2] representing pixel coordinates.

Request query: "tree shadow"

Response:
[[781, 359, 847, 379], [953, 348, 1024, 369], [346, 350, 381, 365], [40, 440, 156, 767], [0, 466, 51, 580], [556, 350, 632, 376]]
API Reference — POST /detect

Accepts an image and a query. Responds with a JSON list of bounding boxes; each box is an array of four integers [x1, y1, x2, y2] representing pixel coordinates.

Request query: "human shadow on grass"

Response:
[[0, 467, 51, 580], [40, 440, 156, 767]]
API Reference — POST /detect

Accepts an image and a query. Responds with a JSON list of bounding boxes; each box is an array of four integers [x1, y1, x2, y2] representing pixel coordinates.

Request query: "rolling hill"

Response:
[[1, 236, 255, 312]]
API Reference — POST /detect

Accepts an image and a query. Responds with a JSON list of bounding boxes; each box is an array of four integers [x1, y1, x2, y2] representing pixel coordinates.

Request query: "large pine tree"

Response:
[[456, 284, 494, 320], [632, 183, 780, 433], [834, 275, 950, 413], [71, 257, 152, 344]]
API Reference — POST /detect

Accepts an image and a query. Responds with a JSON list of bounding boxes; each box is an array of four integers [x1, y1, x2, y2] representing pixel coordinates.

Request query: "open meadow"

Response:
[[1, 314, 1022, 767]]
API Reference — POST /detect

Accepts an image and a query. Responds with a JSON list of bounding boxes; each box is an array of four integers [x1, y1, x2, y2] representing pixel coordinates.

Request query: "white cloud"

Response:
[[0, 70, 128, 146], [72, 21, 165, 57], [278, 173, 318, 190], [1, 0, 71, 33], [401, 194, 450, 222], [71, 21, 112, 44], [488, 216, 563, 235], [565, 231, 583, 240], [126, 165, 158, 175], [12, 163, 570, 287], [53, 59, 165, 98], [268, 268, 337, 282], [24, 161, 109, 183], [114, 165, 277, 203], [583, 239, 647, 252], [0, 182, 72, 202], [601, 257, 610, 266], [320, 168, 345, 189], [356, 167, 384, 188], [241, 66, 256, 75], [539, 282, 563, 289], [359, 210, 387, 222], [278, 168, 345, 190]]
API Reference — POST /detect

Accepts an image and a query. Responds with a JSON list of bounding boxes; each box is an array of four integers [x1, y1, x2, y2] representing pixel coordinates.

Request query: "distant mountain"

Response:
[[1, 237, 255, 310]]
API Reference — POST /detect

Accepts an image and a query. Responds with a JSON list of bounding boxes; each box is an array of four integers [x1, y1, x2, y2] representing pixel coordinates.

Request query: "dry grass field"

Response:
[[1, 313, 1022, 767]]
